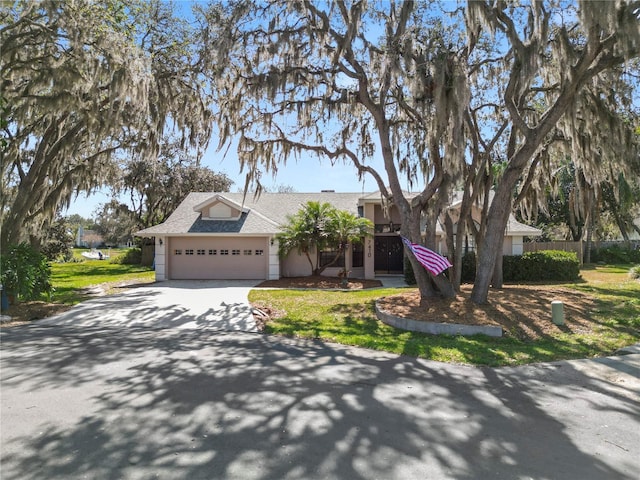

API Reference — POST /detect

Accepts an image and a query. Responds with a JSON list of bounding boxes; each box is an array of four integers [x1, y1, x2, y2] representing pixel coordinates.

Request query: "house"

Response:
[[434, 191, 543, 256], [76, 225, 104, 248], [135, 191, 542, 281]]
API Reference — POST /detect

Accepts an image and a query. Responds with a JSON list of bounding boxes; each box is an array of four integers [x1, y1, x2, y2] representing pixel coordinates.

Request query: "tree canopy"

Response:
[[465, 0, 640, 302], [202, 0, 468, 299], [202, 0, 640, 303], [115, 138, 233, 230], [1, 0, 212, 250]]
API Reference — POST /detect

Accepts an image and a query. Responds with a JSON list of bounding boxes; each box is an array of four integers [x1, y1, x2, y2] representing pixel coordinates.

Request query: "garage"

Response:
[[168, 236, 269, 280]]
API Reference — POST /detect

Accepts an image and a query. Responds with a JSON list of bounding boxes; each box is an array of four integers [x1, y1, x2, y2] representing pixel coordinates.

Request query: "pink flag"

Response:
[[401, 236, 452, 276]]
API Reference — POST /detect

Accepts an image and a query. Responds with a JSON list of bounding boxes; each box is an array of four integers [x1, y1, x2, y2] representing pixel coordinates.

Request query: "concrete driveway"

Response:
[[37, 280, 260, 332]]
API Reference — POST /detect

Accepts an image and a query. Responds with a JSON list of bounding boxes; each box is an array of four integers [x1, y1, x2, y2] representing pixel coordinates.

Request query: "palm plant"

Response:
[[276, 201, 372, 276], [324, 209, 373, 278]]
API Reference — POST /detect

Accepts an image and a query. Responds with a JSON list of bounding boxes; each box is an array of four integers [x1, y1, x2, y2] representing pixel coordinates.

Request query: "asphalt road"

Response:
[[1, 323, 638, 480]]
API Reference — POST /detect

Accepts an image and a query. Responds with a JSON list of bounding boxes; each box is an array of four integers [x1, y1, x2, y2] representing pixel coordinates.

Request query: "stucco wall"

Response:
[[363, 204, 376, 279], [155, 238, 166, 281]]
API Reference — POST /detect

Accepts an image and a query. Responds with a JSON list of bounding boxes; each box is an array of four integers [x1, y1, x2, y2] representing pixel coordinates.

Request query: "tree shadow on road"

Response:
[[1, 326, 638, 479]]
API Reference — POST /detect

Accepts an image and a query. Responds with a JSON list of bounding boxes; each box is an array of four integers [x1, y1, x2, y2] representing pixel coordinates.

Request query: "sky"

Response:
[[62, 0, 416, 219], [63, 144, 392, 218]]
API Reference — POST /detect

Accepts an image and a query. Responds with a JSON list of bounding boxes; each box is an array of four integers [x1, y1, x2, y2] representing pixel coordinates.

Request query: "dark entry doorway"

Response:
[[374, 236, 404, 274]]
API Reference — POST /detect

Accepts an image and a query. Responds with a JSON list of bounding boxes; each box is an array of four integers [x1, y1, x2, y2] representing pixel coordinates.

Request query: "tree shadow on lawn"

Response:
[[1, 326, 637, 480], [325, 293, 639, 365]]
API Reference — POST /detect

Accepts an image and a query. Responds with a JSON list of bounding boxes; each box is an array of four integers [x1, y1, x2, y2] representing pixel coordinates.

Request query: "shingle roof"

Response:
[[136, 190, 542, 237], [136, 192, 367, 236]]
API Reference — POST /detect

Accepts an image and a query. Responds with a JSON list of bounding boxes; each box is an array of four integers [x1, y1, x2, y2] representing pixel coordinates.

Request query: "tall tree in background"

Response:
[[465, 0, 640, 303], [0, 0, 212, 250], [117, 138, 233, 229], [202, 0, 468, 300], [93, 200, 139, 247]]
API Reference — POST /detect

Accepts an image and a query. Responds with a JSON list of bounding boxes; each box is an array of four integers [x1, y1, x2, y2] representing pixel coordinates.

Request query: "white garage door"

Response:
[[168, 237, 269, 280]]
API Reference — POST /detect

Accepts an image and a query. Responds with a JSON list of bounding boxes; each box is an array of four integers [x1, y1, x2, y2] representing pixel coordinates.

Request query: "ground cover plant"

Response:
[[249, 265, 639, 367]]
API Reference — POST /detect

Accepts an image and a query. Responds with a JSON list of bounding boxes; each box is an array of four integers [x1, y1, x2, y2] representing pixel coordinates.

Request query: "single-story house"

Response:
[[76, 226, 104, 248], [135, 191, 541, 281], [435, 191, 543, 256]]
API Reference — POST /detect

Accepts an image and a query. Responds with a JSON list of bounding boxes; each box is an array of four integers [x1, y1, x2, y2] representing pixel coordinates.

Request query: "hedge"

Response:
[[406, 249, 580, 284], [110, 248, 142, 265], [513, 250, 580, 281], [591, 245, 640, 264], [462, 250, 580, 283]]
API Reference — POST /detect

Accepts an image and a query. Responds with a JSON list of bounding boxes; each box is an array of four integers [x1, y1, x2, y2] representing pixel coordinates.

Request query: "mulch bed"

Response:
[[256, 276, 383, 289]]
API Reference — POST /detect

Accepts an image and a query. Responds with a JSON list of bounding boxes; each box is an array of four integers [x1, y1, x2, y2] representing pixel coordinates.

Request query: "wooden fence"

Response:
[[523, 241, 584, 264]]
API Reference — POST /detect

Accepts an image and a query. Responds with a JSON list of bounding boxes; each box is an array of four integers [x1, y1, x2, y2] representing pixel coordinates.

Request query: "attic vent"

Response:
[[321, 190, 335, 192]]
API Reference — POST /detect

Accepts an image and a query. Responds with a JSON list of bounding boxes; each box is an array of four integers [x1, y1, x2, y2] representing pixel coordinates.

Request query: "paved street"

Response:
[[1, 282, 639, 479]]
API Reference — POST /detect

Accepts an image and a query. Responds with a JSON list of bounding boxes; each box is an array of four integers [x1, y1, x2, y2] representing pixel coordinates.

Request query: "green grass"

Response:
[[249, 265, 640, 366], [50, 257, 155, 304]]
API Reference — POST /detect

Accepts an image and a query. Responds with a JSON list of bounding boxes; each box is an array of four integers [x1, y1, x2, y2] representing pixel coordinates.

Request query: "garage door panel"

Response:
[[169, 237, 268, 280]]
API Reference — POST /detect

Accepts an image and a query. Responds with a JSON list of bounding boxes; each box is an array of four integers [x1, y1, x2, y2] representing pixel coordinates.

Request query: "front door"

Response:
[[374, 236, 404, 274]]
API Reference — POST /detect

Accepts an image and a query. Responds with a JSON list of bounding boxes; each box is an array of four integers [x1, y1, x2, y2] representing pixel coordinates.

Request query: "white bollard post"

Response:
[[551, 300, 564, 326]]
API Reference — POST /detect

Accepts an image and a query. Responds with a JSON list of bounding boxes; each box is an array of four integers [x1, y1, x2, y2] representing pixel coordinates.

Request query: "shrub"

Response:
[[591, 245, 640, 264], [502, 255, 521, 281], [0, 243, 53, 302], [461, 251, 476, 283], [517, 250, 580, 281], [630, 265, 640, 280], [110, 247, 142, 265], [403, 255, 416, 285]]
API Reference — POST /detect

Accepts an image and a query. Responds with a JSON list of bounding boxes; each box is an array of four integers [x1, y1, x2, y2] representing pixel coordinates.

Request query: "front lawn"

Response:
[[50, 258, 155, 304], [248, 265, 640, 366], [2, 255, 155, 325]]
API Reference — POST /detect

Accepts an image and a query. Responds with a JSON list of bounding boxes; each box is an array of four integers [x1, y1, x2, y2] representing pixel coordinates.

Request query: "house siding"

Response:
[[155, 238, 166, 281], [137, 191, 542, 282]]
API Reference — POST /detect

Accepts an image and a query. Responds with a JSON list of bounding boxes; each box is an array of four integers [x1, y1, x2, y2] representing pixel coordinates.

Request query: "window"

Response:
[[185, 249, 194, 255], [319, 249, 345, 268], [352, 242, 364, 268], [232, 249, 240, 255], [243, 249, 252, 255], [255, 249, 264, 256], [209, 249, 217, 255], [175, 249, 182, 255], [374, 223, 401, 233], [197, 249, 205, 255], [220, 249, 229, 255]]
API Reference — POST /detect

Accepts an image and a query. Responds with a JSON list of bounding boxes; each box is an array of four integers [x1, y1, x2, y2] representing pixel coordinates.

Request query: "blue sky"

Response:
[[63, 0, 415, 218], [63, 143, 391, 218]]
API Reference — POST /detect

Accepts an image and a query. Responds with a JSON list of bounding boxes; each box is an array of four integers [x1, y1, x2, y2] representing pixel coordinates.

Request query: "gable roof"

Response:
[[136, 190, 542, 238], [136, 192, 367, 237], [193, 194, 249, 215]]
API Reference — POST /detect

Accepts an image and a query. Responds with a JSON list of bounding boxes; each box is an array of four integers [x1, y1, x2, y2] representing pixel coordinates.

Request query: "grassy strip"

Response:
[[248, 266, 639, 367], [50, 259, 155, 304]]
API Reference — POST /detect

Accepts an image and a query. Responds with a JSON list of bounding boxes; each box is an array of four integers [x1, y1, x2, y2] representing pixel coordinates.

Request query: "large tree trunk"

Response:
[[375, 109, 455, 300], [443, 213, 459, 290], [492, 244, 504, 288], [471, 175, 518, 304]]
